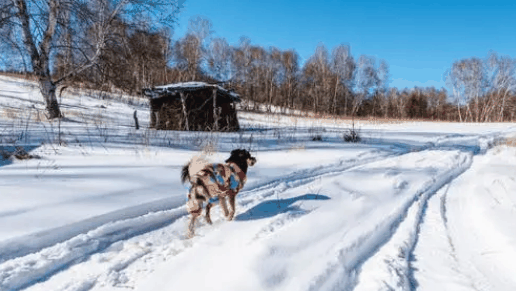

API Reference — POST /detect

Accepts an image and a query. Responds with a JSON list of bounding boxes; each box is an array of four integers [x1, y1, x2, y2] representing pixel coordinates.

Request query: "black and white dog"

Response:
[[181, 149, 256, 237]]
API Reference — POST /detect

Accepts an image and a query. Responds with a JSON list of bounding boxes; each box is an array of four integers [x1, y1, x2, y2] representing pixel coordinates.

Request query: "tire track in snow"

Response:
[[408, 185, 480, 291], [2, 139, 489, 291], [431, 150, 516, 291], [0, 208, 186, 291], [0, 151, 399, 291], [356, 155, 472, 291], [308, 151, 473, 291]]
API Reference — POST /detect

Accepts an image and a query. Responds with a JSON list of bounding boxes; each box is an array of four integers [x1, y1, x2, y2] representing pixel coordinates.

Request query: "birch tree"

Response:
[[354, 55, 379, 115], [303, 44, 332, 113], [375, 59, 389, 117], [207, 37, 233, 82], [0, 0, 180, 118], [281, 49, 299, 109], [174, 16, 213, 81], [487, 52, 516, 121], [445, 66, 464, 122], [447, 58, 486, 122], [330, 44, 355, 115]]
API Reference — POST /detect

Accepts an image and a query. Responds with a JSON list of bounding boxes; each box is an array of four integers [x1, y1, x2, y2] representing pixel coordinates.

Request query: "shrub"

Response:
[[343, 129, 361, 142]]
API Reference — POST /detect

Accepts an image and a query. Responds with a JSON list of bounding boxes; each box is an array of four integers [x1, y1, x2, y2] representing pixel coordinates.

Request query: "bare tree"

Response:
[[230, 37, 253, 108], [374, 59, 389, 117], [303, 44, 332, 113], [445, 66, 464, 122], [127, 29, 171, 91], [487, 52, 516, 121], [1, 0, 180, 119], [354, 55, 379, 115], [330, 44, 355, 115], [174, 34, 203, 81], [246, 45, 267, 104], [207, 37, 233, 81], [174, 16, 212, 81], [265, 46, 282, 110], [446, 58, 487, 122], [281, 49, 299, 109]]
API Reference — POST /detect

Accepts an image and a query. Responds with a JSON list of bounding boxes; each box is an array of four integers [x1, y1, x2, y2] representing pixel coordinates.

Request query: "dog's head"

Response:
[[227, 149, 256, 167]]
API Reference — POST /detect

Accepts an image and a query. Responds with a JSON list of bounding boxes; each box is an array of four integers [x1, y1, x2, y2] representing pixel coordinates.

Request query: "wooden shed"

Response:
[[143, 82, 241, 131]]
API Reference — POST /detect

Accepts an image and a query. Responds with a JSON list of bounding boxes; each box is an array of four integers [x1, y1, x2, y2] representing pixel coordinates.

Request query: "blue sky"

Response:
[[173, 0, 515, 90]]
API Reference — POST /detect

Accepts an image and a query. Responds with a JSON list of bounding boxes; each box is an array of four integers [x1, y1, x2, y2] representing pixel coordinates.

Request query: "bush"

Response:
[[343, 128, 361, 143], [344, 115, 361, 143]]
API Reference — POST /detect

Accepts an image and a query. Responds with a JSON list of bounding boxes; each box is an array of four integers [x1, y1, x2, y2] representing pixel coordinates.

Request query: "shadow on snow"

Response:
[[236, 193, 330, 221], [0, 144, 40, 168]]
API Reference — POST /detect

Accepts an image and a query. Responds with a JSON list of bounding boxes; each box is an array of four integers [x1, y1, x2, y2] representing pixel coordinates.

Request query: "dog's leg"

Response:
[[205, 202, 213, 224], [227, 194, 236, 221], [219, 196, 229, 218], [186, 187, 204, 238], [187, 210, 200, 238]]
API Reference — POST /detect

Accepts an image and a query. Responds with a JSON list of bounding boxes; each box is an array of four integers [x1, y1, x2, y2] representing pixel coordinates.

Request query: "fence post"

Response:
[[133, 110, 139, 130]]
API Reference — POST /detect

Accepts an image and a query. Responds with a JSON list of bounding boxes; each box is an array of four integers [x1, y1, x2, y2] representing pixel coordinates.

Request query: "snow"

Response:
[[1, 75, 516, 291], [147, 81, 241, 100]]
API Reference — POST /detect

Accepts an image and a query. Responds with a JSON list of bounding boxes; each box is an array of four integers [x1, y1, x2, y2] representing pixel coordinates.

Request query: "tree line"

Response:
[[1, 8, 515, 122], [168, 19, 516, 122]]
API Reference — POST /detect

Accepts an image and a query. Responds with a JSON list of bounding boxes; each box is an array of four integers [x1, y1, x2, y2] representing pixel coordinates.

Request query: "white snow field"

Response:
[[1, 75, 516, 291]]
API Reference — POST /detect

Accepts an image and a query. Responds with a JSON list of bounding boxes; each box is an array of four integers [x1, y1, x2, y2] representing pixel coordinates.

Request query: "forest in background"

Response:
[[2, 11, 515, 122]]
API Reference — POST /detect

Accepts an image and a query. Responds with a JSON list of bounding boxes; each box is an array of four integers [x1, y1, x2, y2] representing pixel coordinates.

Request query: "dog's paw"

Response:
[[186, 231, 195, 239]]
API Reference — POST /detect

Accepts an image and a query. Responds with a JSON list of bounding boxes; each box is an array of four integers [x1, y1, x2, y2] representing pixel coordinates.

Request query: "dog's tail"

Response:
[[181, 155, 210, 184], [181, 162, 190, 184]]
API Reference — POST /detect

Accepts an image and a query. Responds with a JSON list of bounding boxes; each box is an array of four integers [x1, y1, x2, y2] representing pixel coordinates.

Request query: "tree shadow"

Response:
[[235, 193, 330, 221], [0, 145, 40, 168]]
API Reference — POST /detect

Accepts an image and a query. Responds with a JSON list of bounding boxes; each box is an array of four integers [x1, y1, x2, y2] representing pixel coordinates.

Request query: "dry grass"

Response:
[[63, 110, 84, 119], [33, 109, 48, 122], [201, 140, 218, 156], [1, 107, 21, 120], [288, 144, 306, 152], [503, 137, 516, 147], [1, 106, 52, 123]]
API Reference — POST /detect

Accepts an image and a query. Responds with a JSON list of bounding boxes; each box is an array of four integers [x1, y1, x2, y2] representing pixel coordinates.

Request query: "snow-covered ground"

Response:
[[1, 75, 516, 291]]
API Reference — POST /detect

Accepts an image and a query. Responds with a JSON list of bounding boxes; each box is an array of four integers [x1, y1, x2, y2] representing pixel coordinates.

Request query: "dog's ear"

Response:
[[231, 149, 246, 158]]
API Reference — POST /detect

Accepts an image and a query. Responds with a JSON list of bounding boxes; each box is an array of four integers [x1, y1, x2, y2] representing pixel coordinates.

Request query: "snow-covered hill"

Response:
[[1, 75, 516, 291]]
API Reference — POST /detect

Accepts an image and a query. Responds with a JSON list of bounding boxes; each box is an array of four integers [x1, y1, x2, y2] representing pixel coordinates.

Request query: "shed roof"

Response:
[[143, 81, 241, 102]]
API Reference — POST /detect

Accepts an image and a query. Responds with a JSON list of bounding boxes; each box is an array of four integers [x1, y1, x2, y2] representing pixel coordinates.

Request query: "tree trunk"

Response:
[[344, 92, 348, 116], [40, 78, 62, 119], [180, 92, 189, 130], [212, 88, 219, 131], [16, 0, 62, 119], [499, 89, 509, 121], [288, 80, 293, 109], [333, 78, 338, 115], [133, 110, 139, 130]]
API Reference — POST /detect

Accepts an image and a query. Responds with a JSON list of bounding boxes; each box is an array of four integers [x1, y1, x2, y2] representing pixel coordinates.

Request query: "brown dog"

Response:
[[181, 149, 256, 237]]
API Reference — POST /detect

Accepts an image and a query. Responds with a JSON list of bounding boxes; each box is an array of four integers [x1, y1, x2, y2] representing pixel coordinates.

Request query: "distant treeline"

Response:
[[3, 15, 515, 122]]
